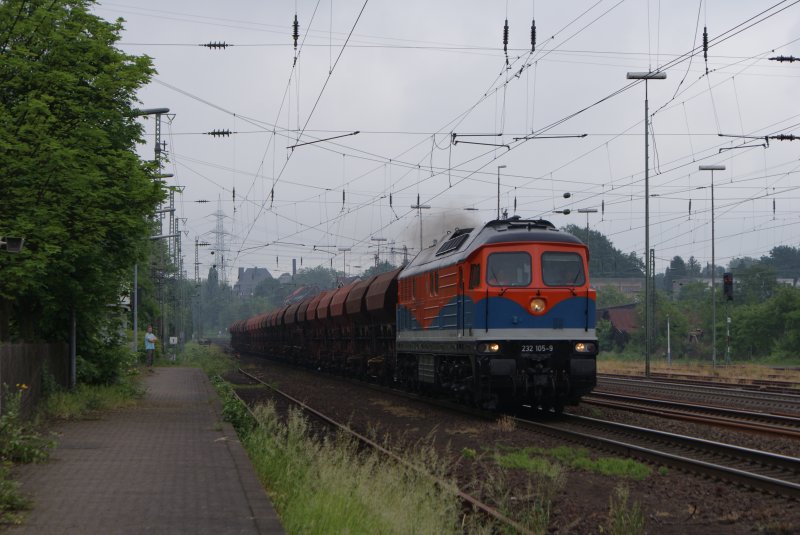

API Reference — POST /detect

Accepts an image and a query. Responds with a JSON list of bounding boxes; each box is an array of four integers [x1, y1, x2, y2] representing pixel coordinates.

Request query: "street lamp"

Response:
[[699, 163, 725, 367], [132, 107, 170, 353], [497, 165, 507, 220], [626, 70, 667, 378]]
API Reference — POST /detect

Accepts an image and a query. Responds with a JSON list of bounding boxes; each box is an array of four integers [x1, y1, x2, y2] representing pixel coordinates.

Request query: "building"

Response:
[[234, 267, 272, 297]]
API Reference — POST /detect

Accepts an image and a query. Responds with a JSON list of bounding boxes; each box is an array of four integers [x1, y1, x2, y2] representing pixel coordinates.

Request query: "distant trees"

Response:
[[615, 246, 800, 362], [562, 224, 643, 278], [193, 263, 406, 335]]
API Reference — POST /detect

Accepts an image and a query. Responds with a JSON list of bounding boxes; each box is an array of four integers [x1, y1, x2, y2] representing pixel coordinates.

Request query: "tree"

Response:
[[0, 1, 161, 378], [562, 224, 643, 278], [596, 285, 630, 309], [663, 256, 687, 294], [762, 246, 800, 285], [362, 260, 398, 278], [687, 256, 701, 276]]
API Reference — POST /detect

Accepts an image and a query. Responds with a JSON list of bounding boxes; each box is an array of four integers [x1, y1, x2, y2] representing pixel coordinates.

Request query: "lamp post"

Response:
[[497, 165, 507, 220], [411, 194, 431, 252], [626, 71, 666, 378], [699, 164, 725, 367], [132, 107, 170, 352]]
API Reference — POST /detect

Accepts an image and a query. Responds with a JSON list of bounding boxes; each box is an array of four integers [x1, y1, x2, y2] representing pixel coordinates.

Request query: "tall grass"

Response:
[[42, 380, 143, 420], [607, 484, 645, 535], [244, 402, 462, 534], [178, 342, 235, 377]]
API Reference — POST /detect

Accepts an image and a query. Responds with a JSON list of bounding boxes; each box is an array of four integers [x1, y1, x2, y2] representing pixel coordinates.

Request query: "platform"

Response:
[[8, 367, 284, 534]]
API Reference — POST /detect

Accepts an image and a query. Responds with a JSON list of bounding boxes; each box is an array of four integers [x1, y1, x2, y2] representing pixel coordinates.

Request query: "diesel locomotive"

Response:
[[230, 217, 597, 412]]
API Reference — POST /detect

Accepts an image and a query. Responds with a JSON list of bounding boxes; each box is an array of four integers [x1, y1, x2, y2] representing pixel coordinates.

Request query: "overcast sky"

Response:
[[94, 1, 800, 283]]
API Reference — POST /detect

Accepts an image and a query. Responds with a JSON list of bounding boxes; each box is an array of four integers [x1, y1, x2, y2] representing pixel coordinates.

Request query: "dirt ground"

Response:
[[231, 354, 799, 534]]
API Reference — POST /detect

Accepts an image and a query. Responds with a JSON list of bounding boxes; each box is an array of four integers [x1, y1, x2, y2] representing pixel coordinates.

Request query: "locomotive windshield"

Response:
[[542, 252, 585, 286], [487, 252, 531, 287]]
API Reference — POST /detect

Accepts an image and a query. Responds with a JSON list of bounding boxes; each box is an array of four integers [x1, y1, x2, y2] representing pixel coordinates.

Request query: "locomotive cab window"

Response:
[[487, 252, 531, 287], [542, 252, 585, 286]]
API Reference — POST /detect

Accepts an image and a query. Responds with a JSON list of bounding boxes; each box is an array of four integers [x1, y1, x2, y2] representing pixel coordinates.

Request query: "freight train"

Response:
[[230, 217, 597, 412]]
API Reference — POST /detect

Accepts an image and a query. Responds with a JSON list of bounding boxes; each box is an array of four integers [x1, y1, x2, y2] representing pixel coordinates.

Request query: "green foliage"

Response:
[[42, 379, 143, 420], [0, 462, 30, 526], [596, 285, 630, 308], [76, 329, 138, 385], [212, 377, 254, 435], [179, 342, 234, 377], [495, 451, 563, 479], [606, 485, 645, 535], [732, 286, 800, 359], [562, 224, 643, 278], [460, 447, 477, 459], [0, 0, 162, 343], [362, 261, 398, 278], [0, 385, 53, 464], [596, 318, 616, 352], [495, 446, 651, 480], [242, 402, 461, 534]]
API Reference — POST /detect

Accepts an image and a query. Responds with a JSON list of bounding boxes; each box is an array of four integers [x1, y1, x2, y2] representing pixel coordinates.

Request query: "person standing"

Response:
[[144, 325, 158, 367]]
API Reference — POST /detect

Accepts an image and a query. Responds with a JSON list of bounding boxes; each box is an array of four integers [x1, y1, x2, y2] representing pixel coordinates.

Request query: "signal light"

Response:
[[723, 272, 733, 301]]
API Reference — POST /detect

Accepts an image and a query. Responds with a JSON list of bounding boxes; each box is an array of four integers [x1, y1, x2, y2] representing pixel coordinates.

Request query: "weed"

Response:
[[240, 401, 463, 534], [0, 462, 30, 526], [212, 377, 255, 435], [0, 385, 53, 464], [461, 447, 477, 459], [179, 343, 234, 377], [658, 466, 669, 476], [42, 380, 143, 421], [495, 446, 651, 481], [495, 415, 517, 432], [606, 484, 645, 535]]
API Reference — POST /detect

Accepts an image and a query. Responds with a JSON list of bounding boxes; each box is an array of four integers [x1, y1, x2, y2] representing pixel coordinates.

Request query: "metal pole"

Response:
[[666, 314, 671, 366], [627, 72, 665, 378], [133, 263, 138, 351], [411, 198, 430, 252], [726, 307, 731, 364], [70, 308, 76, 388], [699, 164, 724, 368], [644, 84, 650, 377], [711, 173, 716, 367], [497, 165, 506, 220]]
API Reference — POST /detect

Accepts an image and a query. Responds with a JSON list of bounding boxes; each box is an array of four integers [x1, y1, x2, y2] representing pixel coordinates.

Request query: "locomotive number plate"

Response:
[[521, 344, 553, 353]]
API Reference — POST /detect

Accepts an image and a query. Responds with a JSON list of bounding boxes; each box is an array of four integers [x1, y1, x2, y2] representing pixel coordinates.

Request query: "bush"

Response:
[[76, 333, 138, 385], [0, 385, 53, 464]]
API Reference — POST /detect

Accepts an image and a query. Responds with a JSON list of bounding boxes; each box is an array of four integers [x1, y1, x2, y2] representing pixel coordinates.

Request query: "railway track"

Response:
[[232, 352, 800, 501], [517, 412, 800, 499], [599, 372, 800, 397], [597, 375, 800, 415], [582, 391, 800, 439], [233, 367, 535, 535]]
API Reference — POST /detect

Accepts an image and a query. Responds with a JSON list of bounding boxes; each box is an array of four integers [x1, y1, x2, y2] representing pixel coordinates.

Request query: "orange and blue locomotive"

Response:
[[230, 217, 597, 412]]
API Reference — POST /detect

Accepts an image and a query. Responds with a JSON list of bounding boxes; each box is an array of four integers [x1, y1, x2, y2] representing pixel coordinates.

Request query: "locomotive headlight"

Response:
[[477, 342, 501, 353], [574, 342, 597, 353], [529, 298, 547, 314]]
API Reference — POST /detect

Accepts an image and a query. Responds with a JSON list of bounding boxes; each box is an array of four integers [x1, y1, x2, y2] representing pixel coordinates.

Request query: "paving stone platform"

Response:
[[9, 367, 283, 534]]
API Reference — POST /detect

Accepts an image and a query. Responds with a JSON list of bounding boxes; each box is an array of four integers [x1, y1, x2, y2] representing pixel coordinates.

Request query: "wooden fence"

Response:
[[0, 342, 69, 417]]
